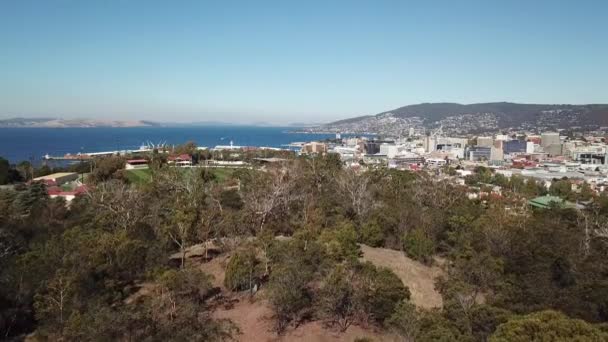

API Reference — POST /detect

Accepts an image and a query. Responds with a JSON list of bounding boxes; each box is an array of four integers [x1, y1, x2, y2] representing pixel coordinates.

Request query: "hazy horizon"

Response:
[[1, 0, 607, 124]]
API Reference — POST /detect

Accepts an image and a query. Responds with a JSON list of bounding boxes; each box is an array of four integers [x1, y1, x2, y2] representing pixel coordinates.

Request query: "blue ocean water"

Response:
[[0, 126, 342, 164]]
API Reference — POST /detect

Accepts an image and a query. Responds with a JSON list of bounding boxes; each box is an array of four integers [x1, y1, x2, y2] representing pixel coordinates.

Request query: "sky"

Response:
[[0, 0, 607, 124]]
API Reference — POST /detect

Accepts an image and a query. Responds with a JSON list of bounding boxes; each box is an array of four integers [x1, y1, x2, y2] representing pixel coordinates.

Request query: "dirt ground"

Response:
[[127, 244, 442, 341], [213, 294, 396, 342], [359, 244, 444, 309], [208, 244, 443, 341], [199, 253, 231, 289]]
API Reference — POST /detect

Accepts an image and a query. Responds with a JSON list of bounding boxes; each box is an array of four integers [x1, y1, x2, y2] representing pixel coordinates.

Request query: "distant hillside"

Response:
[[373, 102, 608, 126], [321, 102, 608, 134], [0, 117, 160, 128]]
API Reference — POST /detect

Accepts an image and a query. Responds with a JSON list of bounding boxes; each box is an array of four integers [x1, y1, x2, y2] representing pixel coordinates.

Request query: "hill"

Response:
[[320, 102, 608, 135], [0, 117, 160, 128]]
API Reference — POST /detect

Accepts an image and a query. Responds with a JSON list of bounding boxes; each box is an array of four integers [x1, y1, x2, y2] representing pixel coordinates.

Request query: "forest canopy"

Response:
[[1, 152, 608, 341]]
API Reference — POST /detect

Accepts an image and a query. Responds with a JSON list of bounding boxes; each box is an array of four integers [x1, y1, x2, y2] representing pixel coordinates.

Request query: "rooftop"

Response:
[[528, 195, 576, 209], [33, 172, 78, 180]]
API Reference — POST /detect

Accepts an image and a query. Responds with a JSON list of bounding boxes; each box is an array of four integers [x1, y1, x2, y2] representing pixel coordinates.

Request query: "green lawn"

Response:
[[206, 167, 234, 182], [125, 167, 235, 185], [125, 168, 152, 184]]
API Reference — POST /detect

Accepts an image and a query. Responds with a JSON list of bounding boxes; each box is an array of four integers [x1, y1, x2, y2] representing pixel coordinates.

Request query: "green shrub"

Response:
[[359, 221, 384, 247], [320, 221, 361, 262], [355, 262, 410, 324], [224, 248, 261, 292], [490, 310, 608, 342], [403, 228, 435, 264]]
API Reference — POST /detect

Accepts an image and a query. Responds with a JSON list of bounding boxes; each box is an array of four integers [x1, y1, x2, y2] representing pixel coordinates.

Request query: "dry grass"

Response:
[[359, 244, 444, 309], [127, 243, 443, 341]]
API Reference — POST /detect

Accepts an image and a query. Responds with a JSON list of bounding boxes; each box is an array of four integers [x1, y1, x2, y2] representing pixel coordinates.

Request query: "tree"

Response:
[[318, 265, 356, 331], [172, 141, 197, 156], [13, 181, 49, 218], [550, 179, 573, 200], [87, 180, 149, 231], [267, 259, 313, 333], [148, 268, 238, 341], [490, 310, 608, 342], [386, 300, 420, 341], [15, 161, 32, 182], [416, 309, 467, 342], [0, 157, 10, 184], [353, 262, 410, 324], [320, 221, 361, 263], [33, 269, 75, 329], [337, 168, 370, 218], [242, 167, 293, 233], [579, 182, 594, 201], [88, 156, 126, 184], [470, 305, 512, 342], [155, 168, 207, 268]]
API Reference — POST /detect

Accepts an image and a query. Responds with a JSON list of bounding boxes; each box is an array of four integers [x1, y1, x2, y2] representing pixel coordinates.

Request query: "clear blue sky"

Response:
[[1, 0, 606, 124]]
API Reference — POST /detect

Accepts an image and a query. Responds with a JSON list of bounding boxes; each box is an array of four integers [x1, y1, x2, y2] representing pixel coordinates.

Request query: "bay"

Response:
[[0, 126, 341, 164]]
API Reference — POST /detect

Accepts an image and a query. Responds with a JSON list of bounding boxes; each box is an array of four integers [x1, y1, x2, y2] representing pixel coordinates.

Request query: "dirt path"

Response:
[[360, 244, 444, 309]]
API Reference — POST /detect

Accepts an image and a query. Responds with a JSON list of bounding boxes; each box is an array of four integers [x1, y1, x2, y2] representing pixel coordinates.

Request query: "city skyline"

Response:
[[1, 0, 607, 124]]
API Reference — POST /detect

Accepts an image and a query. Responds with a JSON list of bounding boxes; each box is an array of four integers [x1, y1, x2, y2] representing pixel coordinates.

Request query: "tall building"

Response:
[[503, 140, 527, 154], [301, 142, 327, 154], [541, 132, 560, 148], [364, 141, 381, 154], [477, 136, 494, 147], [467, 146, 492, 161]]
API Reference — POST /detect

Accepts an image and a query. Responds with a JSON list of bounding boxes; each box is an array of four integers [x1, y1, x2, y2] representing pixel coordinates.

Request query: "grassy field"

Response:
[[125, 167, 236, 185], [206, 167, 235, 182], [125, 168, 152, 184]]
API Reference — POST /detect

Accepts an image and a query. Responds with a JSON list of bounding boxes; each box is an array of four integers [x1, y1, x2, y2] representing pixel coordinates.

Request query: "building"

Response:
[[503, 140, 527, 154], [364, 141, 382, 154], [33, 172, 79, 186], [467, 146, 492, 161], [477, 136, 494, 147], [426, 158, 447, 167], [301, 142, 327, 154], [490, 146, 504, 161], [541, 132, 561, 148], [571, 146, 608, 165], [333, 146, 358, 160], [214, 141, 243, 150], [125, 159, 149, 170], [544, 144, 563, 157], [527, 135, 542, 145], [526, 141, 535, 154], [379, 144, 403, 158], [168, 154, 193, 167], [528, 195, 577, 209], [47, 184, 88, 202], [389, 156, 425, 169]]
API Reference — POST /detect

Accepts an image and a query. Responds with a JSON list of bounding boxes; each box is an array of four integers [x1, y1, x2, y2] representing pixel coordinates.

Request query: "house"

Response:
[[47, 184, 88, 202], [168, 154, 193, 167], [33, 172, 79, 186], [125, 159, 149, 170]]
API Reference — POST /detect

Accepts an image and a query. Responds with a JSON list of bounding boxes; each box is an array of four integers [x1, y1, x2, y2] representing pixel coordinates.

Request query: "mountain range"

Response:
[[0, 117, 160, 128], [321, 102, 608, 135]]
